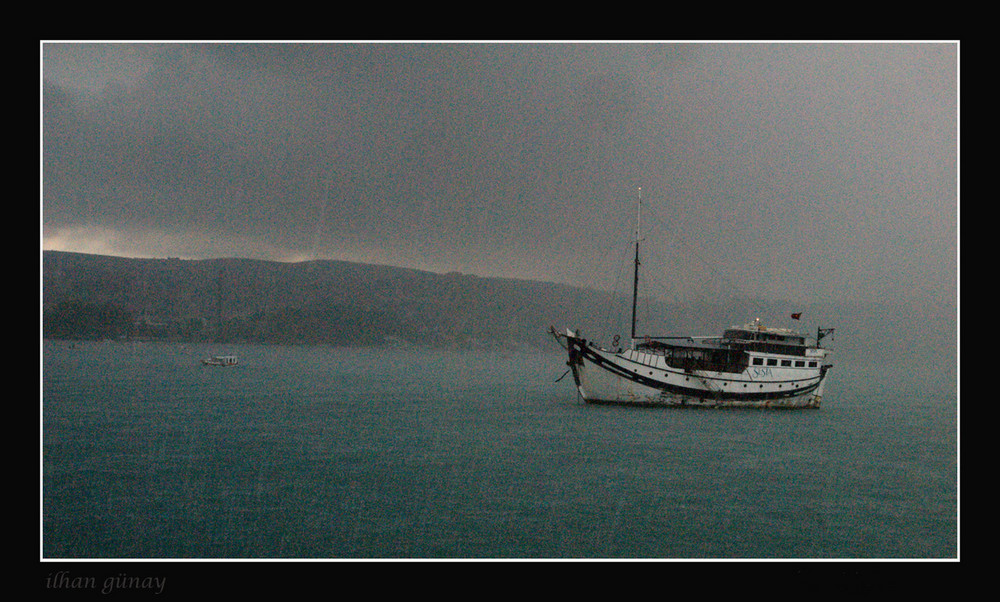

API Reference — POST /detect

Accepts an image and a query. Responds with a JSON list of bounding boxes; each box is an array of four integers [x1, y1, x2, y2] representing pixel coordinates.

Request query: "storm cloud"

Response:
[[42, 42, 957, 306]]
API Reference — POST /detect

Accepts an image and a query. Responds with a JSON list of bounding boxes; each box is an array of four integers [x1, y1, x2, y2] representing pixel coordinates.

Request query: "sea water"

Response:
[[41, 339, 957, 559]]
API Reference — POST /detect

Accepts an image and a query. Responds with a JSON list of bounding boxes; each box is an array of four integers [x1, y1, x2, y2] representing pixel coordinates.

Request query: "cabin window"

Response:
[[766, 359, 777, 366], [781, 360, 791, 367], [752, 357, 763, 365], [808, 361, 817, 367], [794, 360, 805, 367]]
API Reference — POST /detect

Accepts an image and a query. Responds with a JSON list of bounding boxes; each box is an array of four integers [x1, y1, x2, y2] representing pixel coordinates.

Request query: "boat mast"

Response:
[[631, 187, 642, 343]]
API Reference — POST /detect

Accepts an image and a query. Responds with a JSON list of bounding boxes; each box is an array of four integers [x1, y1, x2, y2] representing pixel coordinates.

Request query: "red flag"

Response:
[[791, 312, 802, 320]]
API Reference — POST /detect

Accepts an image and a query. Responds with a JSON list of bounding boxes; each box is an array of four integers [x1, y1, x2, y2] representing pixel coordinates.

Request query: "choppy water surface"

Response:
[[42, 340, 957, 559]]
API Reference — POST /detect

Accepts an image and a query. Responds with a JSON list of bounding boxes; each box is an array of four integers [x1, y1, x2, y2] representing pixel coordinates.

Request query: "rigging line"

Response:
[[629, 231, 703, 305], [602, 239, 633, 343], [636, 267, 653, 333], [641, 207, 746, 300], [580, 195, 632, 344], [645, 241, 719, 304]]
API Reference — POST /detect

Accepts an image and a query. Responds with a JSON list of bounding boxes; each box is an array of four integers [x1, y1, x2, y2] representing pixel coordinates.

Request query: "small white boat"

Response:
[[202, 355, 238, 366], [550, 188, 834, 408]]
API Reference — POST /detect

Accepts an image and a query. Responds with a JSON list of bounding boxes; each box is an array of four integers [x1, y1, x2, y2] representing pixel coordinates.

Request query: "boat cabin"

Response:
[[721, 327, 811, 356], [629, 320, 823, 374]]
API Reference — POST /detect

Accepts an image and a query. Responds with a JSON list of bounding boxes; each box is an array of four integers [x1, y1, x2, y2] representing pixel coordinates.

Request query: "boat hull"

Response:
[[560, 332, 828, 409]]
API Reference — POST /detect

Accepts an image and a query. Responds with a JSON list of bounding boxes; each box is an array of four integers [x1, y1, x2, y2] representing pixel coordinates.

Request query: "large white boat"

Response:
[[550, 189, 834, 408]]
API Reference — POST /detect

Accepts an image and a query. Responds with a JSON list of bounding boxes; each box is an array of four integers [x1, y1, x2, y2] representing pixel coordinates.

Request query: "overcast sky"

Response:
[[41, 41, 958, 306]]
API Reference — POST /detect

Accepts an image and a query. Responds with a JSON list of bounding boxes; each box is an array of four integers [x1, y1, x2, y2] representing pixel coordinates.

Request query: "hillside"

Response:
[[41, 251, 957, 370], [42, 251, 618, 350]]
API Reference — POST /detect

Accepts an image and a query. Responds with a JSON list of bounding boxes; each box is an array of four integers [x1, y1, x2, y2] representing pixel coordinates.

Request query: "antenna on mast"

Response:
[[636, 186, 642, 244]]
